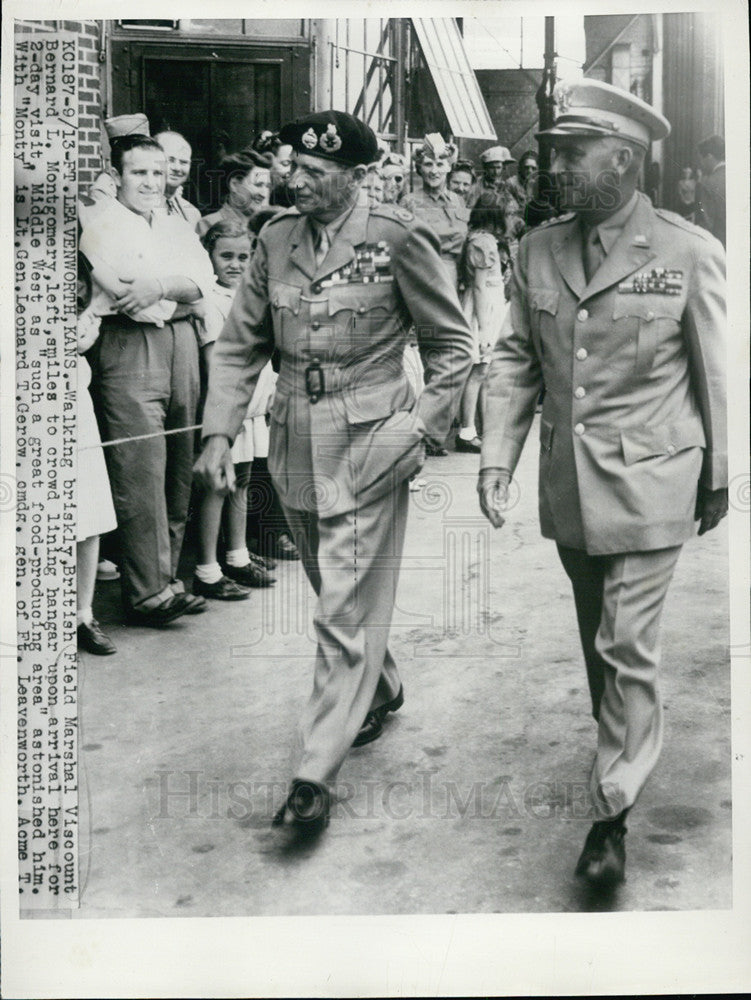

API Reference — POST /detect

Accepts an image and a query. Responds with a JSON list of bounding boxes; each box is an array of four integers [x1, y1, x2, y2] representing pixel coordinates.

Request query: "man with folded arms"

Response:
[[81, 121, 217, 626]]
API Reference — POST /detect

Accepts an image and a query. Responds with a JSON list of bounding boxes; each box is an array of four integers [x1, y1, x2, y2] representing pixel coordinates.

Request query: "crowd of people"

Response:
[[74, 115, 552, 655], [75, 109, 726, 673], [71, 80, 728, 890]]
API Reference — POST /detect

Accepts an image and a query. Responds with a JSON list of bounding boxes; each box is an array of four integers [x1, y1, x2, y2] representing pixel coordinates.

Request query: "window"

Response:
[[328, 19, 400, 140]]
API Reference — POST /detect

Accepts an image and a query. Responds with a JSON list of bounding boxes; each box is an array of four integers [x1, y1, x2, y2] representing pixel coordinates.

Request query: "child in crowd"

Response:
[[455, 196, 512, 452], [193, 220, 277, 599]]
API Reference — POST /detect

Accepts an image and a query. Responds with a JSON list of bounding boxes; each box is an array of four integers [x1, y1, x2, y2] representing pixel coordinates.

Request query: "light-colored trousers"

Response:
[[557, 544, 683, 819], [282, 480, 409, 785]]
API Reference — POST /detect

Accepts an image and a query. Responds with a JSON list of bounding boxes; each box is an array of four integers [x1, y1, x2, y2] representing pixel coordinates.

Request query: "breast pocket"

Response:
[[612, 296, 683, 374], [268, 280, 301, 346], [327, 283, 395, 359]]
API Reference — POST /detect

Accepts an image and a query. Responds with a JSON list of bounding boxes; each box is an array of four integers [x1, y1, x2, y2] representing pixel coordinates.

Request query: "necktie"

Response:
[[166, 196, 185, 220], [314, 225, 330, 268], [582, 226, 604, 283]]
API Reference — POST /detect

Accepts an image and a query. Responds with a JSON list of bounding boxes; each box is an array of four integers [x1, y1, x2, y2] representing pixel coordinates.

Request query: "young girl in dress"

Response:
[[455, 194, 513, 451], [192, 220, 277, 599]]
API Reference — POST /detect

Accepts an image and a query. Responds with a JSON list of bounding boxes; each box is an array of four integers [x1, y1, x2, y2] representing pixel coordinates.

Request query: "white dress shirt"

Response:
[[80, 196, 216, 326]]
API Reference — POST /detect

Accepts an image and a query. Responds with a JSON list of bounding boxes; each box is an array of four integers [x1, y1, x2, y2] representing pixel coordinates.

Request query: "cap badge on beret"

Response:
[[319, 124, 342, 153], [302, 128, 318, 150]]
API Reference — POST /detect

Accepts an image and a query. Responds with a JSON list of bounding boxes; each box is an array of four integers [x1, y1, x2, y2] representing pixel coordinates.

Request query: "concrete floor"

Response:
[[75, 415, 732, 917]]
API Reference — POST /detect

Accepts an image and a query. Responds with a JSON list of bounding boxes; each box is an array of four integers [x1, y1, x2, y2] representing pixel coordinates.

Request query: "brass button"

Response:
[[574, 423, 585, 436], [577, 309, 589, 322], [646, 310, 655, 321], [574, 386, 586, 399], [358, 306, 366, 314], [312, 284, 321, 294], [576, 347, 588, 361], [311, 321, 321, 330], [667, 443, 676, 455]]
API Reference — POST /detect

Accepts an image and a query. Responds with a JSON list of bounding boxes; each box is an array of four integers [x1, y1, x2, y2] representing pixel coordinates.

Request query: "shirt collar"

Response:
[[113, 195, 155, 227], [593, 191, 639, 255], [310, 199, 358, 243]]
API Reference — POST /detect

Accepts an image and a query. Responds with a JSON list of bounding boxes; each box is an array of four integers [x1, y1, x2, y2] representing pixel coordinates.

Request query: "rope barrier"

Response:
[[79, 423, 203, 452]]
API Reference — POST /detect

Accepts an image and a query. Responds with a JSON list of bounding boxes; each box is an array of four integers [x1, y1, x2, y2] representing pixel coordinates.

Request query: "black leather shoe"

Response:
[[77, 619, 116, 655], [224, 560, 276, 588], [193, 575, 250, 601], [273, 533, 300, 560], [125, 593, 191, 627], [455, 435, 482, 453], [425, 442, 448, 457], [255, 552, 277, 570], [271, 778, 330, 837], [353, 684, 404, 747], [181, 593, 207, 614], [575, 819, 627, 887]]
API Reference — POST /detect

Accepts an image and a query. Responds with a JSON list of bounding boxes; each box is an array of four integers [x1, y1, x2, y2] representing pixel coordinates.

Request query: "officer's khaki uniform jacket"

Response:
[[482, 192, 727, 555], [203, 202, 474, 517]]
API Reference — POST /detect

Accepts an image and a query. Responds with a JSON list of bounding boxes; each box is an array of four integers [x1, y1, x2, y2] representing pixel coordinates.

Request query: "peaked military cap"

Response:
[[537, 79, 670, 148], [279, 110, 379, 167]]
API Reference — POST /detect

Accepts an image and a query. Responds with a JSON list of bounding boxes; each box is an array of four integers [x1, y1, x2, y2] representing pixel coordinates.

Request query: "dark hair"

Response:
[[77, 250, 93, 315], [450, 159, 476, 180], [110, 135, 164, 175], [201, 219, 251, 256], [249, 206, 284, 235], [218, 150, 272, 202], [698, 134, 724, 161], [468, 190, 508, 233]]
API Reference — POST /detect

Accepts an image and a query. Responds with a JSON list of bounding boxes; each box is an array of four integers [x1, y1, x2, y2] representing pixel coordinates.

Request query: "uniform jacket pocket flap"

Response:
[[528, 287, 559, 315], [540, 418, 554, 451], [612, 296, 683, 322], [269, 281, 301, 315], [342, 379, 413, 425], [328, 283, 393, 316], [621, 419, 706, 465]]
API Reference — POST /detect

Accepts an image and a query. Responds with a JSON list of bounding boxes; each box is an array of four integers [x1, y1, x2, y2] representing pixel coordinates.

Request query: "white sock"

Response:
[[459, 426, 477, 441], [195, 562, 223, 584], [226, 547, 250, 568], [77, 606, 93, 627]]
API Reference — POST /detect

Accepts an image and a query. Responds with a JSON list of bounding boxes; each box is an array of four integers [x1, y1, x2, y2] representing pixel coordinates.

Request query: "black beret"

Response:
[[279, 110, 379, 167]]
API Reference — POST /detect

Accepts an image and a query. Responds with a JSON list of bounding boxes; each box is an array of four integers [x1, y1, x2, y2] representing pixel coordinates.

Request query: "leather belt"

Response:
[[276, 363, 406, 404]]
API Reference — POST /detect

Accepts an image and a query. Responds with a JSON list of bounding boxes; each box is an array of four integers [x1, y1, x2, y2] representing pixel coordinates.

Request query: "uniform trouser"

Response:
[[91, 317, 200, 609], [281, 481, 409, 786], [557, 544, 683, 819]]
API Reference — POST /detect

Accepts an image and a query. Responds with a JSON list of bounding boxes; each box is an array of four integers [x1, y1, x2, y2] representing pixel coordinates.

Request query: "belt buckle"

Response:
[[304, 358, 324, 404]]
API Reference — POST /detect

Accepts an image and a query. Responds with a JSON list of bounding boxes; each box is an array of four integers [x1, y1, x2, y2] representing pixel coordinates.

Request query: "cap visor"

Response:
[[535, 123, 616, 141]]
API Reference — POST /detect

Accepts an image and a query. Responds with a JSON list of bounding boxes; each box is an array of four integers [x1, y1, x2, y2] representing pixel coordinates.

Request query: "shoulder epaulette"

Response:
[[654, 207, 715, 241], [370, 203, 415, 225], [263, 206, 301, 227], [536, 212, 576, 229]]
